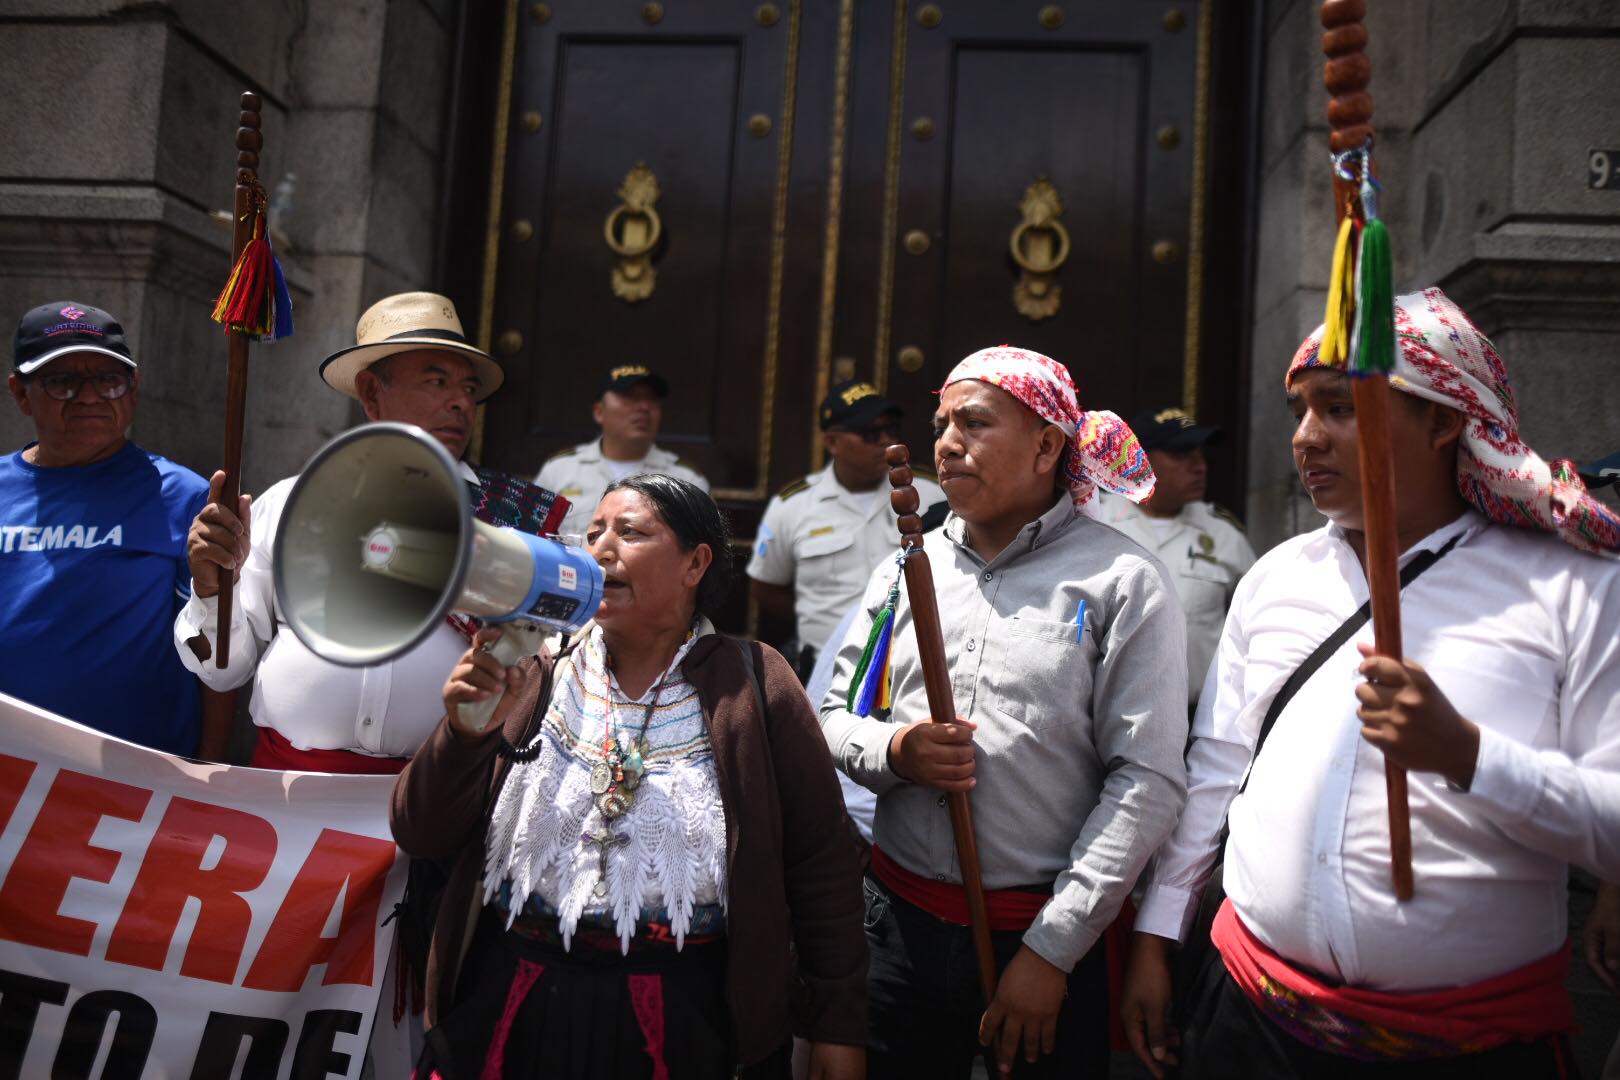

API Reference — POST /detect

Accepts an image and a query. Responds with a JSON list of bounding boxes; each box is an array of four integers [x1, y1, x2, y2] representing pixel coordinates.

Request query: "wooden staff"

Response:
[[1321, 0, 1413, 900], [215, 91, 263, 668], [884, 444, 1000, 1010]]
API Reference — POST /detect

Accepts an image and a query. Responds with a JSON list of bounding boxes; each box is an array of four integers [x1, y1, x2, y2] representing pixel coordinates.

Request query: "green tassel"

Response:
[[846, 581, 900, 712], [1352, 218, 1395, 375]]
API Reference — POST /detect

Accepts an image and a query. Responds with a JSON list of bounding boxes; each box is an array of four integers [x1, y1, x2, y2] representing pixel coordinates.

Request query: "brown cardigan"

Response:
[[389, 635, 868, 1064]]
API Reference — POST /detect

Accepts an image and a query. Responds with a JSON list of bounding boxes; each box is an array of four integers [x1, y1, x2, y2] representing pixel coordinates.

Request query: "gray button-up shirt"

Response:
[[820, 497, 1189, 971]]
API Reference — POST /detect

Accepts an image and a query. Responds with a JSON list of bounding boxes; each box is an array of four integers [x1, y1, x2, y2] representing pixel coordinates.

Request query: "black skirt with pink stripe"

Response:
[[414, 909, 790, 1080]]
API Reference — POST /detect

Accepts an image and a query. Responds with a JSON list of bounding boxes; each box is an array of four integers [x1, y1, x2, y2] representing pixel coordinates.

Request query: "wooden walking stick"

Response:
[[884, 444, 1001, 1020], [210, 91, 293, 667], [1320, 0, 1414, 900]]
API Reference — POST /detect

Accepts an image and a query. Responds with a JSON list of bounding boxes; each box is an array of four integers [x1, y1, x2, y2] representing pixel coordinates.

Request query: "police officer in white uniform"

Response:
[[1098, 407, 1255, 707], [748, 379, 943, 678], [535, 364, 708, 538]]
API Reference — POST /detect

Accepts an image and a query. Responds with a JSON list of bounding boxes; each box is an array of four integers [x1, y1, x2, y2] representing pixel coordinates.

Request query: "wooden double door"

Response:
[[457, 0, 1258, 527]]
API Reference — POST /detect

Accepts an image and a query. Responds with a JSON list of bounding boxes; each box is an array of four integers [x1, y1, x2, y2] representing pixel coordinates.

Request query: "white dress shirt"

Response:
[[1136, 511, 1620, 991], [535, 439, 709, 539], [173, 463, 480, 759]]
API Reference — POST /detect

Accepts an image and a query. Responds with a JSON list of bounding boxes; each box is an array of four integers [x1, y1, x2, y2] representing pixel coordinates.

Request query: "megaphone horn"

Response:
[[273, 422, 603, 731]]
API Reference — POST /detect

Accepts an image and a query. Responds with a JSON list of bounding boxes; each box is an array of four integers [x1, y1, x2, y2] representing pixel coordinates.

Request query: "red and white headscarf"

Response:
[[940, 345, 1156, 509], [1288, 287, 1620, 555]]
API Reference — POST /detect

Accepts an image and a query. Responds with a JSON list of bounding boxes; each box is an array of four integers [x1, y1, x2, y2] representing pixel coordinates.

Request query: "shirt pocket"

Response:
[[1176, 558, 1231, 620], [987, 616, 1092, 731], [796, 529, 855, 567]]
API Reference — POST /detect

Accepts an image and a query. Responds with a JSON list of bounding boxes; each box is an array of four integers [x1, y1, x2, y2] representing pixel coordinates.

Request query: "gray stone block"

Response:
[[377, 0, 454, 156], [0, 22, 163, 181], [1510, 38, 1620, 219], [280, 107, 378, 256], [156, 31, 293, 216], [1252, 130, 1339, 319], [365, 113, 442, 282], [169, 0, 301, 101], [1485, 325, 1620, 473], [289, 0, 388, 107]]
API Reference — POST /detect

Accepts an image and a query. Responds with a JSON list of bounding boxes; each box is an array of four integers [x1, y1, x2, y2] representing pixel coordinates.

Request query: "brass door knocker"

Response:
[[604, 163, 663, 302], [1010, 177, 1071, 320]]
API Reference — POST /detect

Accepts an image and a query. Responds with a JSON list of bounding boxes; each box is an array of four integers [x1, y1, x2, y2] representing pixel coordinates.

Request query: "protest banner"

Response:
[[0, 693, 407, 1079]]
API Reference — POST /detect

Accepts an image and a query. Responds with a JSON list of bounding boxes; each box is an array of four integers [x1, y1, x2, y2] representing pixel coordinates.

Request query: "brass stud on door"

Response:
[[498, 330, 524, 355], [530, 3, 551, 23], [748, 114, 773, 138], [911, 116, 935, 141], [1039, 5, 1064, 30], [1156, 124, 1181, 149], [903, 229, 931, 255], [642, 2, 664, 25], [916, 4, 942, 29], [756, 3, 780, 26], [520, 111, 543, 133], [896, 345, 925, 373], [1151, 239, 1181, 264], [510, 219, 534, 242], [1163, 7, 1187, 32]]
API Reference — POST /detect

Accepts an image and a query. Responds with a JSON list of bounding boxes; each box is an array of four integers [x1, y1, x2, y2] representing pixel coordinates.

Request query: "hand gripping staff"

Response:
[[1319, 0, 1413, 900], [883, 444, 1000, 1045], [208, 91, 295, 666]]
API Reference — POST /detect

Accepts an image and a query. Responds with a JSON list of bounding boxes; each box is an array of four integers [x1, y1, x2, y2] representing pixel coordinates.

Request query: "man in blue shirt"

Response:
[[1, 301, 210, 756]]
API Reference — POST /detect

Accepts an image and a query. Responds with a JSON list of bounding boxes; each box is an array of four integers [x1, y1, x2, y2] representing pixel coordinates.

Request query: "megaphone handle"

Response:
[[456, 621, 547, 734]]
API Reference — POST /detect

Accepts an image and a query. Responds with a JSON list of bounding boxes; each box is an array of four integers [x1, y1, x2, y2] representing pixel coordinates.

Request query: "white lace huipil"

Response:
[[484, 619, 727, 951]]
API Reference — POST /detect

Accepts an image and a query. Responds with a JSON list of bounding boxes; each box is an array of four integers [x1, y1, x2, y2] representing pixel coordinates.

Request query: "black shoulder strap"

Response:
[[1238, 532, 1461, 793]]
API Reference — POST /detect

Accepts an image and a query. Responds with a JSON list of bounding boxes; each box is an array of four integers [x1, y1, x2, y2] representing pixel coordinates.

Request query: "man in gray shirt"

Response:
[[821, 345, 1189, 1077]]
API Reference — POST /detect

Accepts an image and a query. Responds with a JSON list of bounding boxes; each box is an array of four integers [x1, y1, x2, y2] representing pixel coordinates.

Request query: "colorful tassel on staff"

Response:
[[211, 215, 294, 342], [1319, 215, 1357, 369], [848, 579, 900, 717], [1350, 217, 1394, 375]]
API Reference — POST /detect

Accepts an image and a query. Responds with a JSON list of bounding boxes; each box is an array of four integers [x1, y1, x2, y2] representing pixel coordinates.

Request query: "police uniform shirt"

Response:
[[747, 464, 944, 654], [536, 438, 710, 538], [1098, 494, 1256, 704]]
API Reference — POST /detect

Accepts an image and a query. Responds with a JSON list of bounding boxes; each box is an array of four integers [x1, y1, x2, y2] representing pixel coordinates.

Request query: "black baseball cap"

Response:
[[820, 379, 901, 432], [1129, 406, 1222, 452], [13, 301, 136, 374], [597, 364, 669, 400], [1578, 450, 1620, 490]]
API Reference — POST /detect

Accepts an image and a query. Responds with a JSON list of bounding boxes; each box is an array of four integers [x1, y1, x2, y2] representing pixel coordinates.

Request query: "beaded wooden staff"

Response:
[[209, 91, 293, 666], [1320, 0, 1413, 900], [884, 444, 1000, 1014]]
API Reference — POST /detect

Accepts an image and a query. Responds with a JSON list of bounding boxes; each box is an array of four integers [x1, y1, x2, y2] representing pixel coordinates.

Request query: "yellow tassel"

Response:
[[1320, 216, 1356, 367]]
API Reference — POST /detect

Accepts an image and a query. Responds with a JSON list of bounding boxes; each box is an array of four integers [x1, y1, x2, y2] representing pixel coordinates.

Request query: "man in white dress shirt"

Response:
[[1121, 288, 1620, 1079], [176, 292, 566, 773]]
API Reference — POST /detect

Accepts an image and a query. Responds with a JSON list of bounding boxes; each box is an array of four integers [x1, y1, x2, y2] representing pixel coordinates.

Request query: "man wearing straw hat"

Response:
[[174, 292, 567, 773], [821, 345, 1189, 1077], [1122, 288, 1620, 1079]]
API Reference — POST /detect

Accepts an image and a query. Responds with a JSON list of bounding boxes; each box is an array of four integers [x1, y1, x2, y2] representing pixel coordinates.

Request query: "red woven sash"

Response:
[[871, 845, 1049, 932], [1211, 898, 1574, 1062]]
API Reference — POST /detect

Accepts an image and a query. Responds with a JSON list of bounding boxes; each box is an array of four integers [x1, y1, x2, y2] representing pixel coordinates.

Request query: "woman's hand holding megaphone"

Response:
[[188, 470, 254, 599], [444, 625, 526, 738]]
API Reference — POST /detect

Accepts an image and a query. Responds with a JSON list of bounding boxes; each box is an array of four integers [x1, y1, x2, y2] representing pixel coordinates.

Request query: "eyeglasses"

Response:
[[848, 424, 903, 445], [34, 372, 133, 402]]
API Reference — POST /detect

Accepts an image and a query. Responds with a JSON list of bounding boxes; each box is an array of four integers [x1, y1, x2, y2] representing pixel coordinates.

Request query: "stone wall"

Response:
[[1244, 0, 1620, 553], [0, 0, 457, 496]]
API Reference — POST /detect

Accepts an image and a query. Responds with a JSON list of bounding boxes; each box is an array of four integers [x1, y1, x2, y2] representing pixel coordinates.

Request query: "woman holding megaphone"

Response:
[[392, 474, 867, 1080]]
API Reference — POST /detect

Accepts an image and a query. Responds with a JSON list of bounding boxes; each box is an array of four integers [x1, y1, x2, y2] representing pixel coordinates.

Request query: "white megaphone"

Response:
[[273, 422, 603, 731]]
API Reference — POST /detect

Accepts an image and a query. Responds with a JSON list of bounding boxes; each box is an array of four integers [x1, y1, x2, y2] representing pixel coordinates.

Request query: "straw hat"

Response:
[[319, 292, 503, 401]]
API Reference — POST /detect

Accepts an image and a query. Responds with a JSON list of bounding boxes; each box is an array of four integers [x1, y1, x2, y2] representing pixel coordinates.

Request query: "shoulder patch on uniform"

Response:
[[775, 476, 812, 500], [543, 446, 580, 464], [1210, 504, 1248, 535]]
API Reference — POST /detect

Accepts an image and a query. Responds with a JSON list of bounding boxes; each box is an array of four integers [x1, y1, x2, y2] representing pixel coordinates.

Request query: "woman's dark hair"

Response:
[[601, 473, 735, 616]]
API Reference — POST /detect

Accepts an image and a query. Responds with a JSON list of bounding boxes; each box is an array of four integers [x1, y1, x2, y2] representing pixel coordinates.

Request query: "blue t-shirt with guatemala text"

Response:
[[0, 442, 209, 754]]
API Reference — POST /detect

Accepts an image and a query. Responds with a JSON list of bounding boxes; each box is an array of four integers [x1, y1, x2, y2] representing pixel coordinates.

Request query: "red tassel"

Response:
[[211, 216, 277, 338]]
